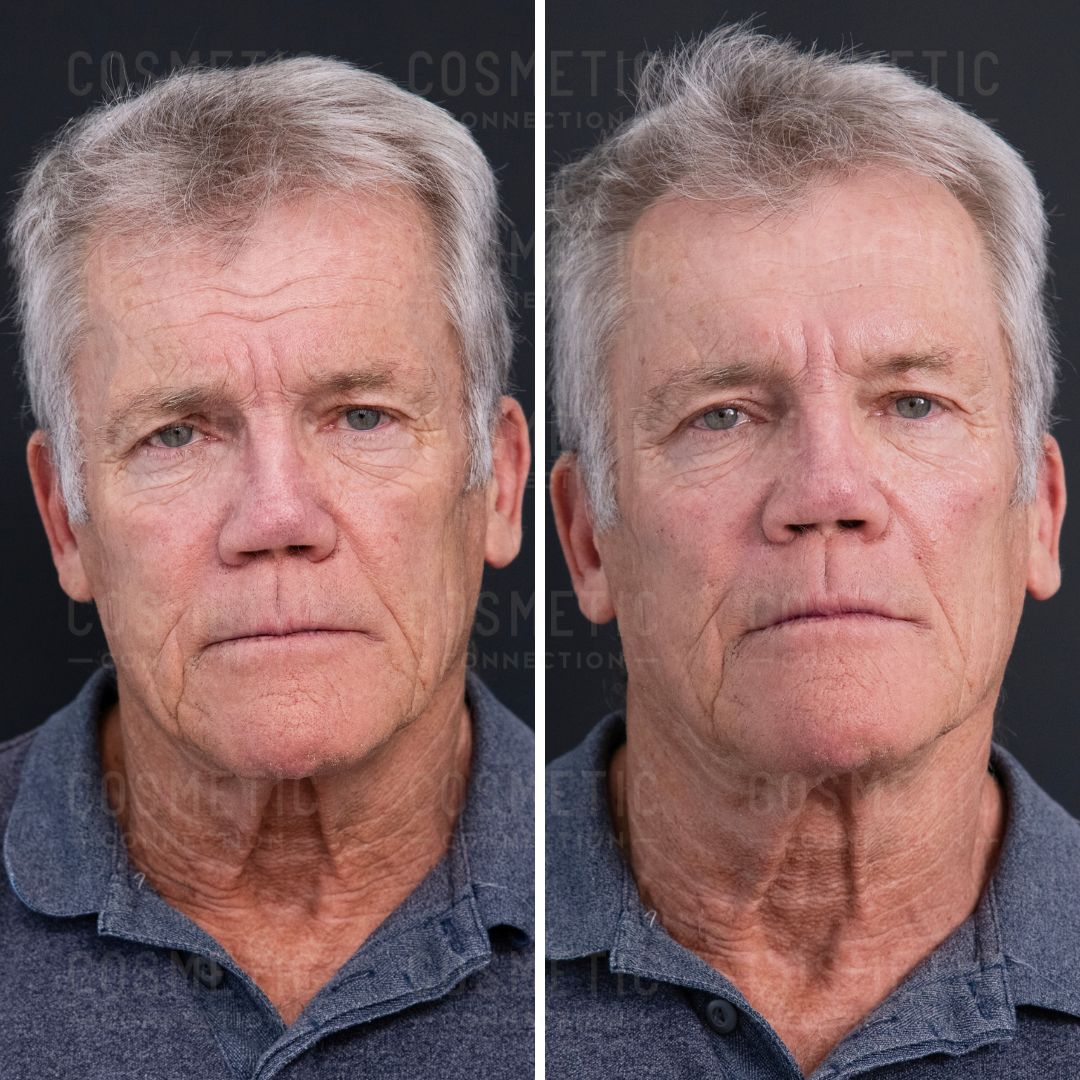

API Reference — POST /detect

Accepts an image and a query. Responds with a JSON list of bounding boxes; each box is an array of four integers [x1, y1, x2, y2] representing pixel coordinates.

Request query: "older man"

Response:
[[0, 58, 532, 1077], [548, 26, 1074, 1078]]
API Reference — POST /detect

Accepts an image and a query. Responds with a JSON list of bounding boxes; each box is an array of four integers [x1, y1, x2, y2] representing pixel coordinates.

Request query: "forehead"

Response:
[[618, 169, 1005, 378], [78, 189, 457, 399]]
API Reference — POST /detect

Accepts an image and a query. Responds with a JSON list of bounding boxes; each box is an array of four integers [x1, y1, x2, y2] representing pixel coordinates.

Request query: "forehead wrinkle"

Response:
[[139, 298, 396, 332], [107, 283, 403, 332]]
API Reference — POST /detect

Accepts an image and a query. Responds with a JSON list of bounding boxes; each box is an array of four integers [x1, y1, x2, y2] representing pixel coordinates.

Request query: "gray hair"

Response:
[[549, 24, 1057, 528], [8, 55, 512, 523]]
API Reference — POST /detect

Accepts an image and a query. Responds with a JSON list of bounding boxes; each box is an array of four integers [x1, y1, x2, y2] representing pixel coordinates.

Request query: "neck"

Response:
[[611, 696, 1004, 1073], [99, 673, 471, 947]]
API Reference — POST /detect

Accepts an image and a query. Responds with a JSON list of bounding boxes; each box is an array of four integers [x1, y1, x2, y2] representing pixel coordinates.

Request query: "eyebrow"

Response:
[[100, 365, 404, 447], [637, 350, 965, 418]]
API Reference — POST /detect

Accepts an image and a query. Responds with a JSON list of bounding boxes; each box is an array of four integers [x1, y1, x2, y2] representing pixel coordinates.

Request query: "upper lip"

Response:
[[211, 621, 355, 645], [754, 598, 908, 632]]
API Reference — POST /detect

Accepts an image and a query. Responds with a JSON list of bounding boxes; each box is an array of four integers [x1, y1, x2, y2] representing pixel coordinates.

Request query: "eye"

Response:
[[696, 406, 744, 431], [341, 407, 386, 432], [893, 395, 934, 419], [148, 423, 198, 449]]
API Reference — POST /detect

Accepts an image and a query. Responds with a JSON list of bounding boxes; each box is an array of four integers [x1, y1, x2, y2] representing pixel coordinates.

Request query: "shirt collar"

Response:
[[547, 711, 1080, 1024], [3, 664, 118, 916], [5, 664, 533, 942], [546, 711, 628, 960], [988, 740, 1080, 1016], [458, 671, 535, 938]]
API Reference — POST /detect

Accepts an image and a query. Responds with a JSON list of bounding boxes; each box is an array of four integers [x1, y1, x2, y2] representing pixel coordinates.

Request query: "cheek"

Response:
[[611, 481, 753, 648], [86, 461, 231, 596], [108, 518, 205, 607], [906, 454, 1015, 570], [636, 466, 758, 565], [901, 462, 1028, 666], [355, 487, 486, 621], [75, 519, 207, 689]]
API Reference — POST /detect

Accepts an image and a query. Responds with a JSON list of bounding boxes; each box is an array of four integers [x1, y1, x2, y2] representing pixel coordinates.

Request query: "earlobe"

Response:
[[549, 454, 615, 624], [483, 397, 531, 569], [1026, 433, 1066, 600], [26, 432, 94, 603]]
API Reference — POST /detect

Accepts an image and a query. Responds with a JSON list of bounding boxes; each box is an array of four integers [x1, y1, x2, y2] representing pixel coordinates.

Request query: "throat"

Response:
[[612, 734, 1006, 1074], [96, 691, 475, 1027]]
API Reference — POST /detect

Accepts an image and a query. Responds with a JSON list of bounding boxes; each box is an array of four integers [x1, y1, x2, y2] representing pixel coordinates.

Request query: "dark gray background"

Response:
[[0, 0, 534, 732], [544, 0, 1080, 817]]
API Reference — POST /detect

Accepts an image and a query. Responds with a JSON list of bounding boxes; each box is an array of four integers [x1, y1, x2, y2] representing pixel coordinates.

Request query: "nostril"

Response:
[[838, 519, 863, 530]]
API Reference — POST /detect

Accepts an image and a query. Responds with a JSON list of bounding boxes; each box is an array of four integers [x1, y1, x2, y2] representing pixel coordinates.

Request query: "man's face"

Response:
[[561, 169, 1064, 777], [47, 192, 510, 779]]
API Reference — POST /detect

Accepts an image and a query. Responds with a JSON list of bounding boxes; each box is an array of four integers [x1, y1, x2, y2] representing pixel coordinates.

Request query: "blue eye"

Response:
[[699, 407, 742, 430], [344, 408, 383, 431], [154, 424, 196, 448], [894, 396, 933, 419]]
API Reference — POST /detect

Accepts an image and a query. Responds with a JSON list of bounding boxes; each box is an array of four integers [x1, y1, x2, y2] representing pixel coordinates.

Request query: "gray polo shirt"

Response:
[[0, 665, 533, 1078], [547, 713, 1080, 1078]]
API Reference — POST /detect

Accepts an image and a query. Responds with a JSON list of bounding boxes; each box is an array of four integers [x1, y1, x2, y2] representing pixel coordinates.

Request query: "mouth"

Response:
[[209, 627, 361, 647], [753, 603, 913, 633], [770, 610, 895, 628]]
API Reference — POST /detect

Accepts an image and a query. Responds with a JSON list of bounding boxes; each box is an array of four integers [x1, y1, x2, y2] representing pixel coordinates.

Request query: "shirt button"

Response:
[[705, 996, 738, 1034]]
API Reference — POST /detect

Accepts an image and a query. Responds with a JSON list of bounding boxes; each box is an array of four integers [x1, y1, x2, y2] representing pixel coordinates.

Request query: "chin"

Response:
[[215, 717, 370, 780], [183, 693, 396, 781], [716, 641, 960, 778], [760, 718, 907, 778], [225, 734, 356, 780], [180, 660, 411, 778], [727, 686, 947, 780]]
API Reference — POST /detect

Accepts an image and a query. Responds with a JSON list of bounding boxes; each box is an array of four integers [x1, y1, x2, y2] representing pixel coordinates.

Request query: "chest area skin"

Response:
[[194, 907, 381, 1026]]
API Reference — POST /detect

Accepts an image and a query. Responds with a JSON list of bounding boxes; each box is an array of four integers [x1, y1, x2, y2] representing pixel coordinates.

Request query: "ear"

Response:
[[549, 453, 615, 624], [1026, 433, 1066, 600], [26, 431, 94, 603], [483, 396, 531, 569]]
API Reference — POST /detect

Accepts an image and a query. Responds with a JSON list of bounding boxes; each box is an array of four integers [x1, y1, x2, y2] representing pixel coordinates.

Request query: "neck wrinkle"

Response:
[[612, 700, 1004, 991], [98, 677, 473, 924]]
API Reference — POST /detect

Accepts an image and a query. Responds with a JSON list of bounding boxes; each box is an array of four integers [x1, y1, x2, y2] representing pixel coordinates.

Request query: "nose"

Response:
[[217, 436, 338, 564], [760, 408, 890, 543]]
